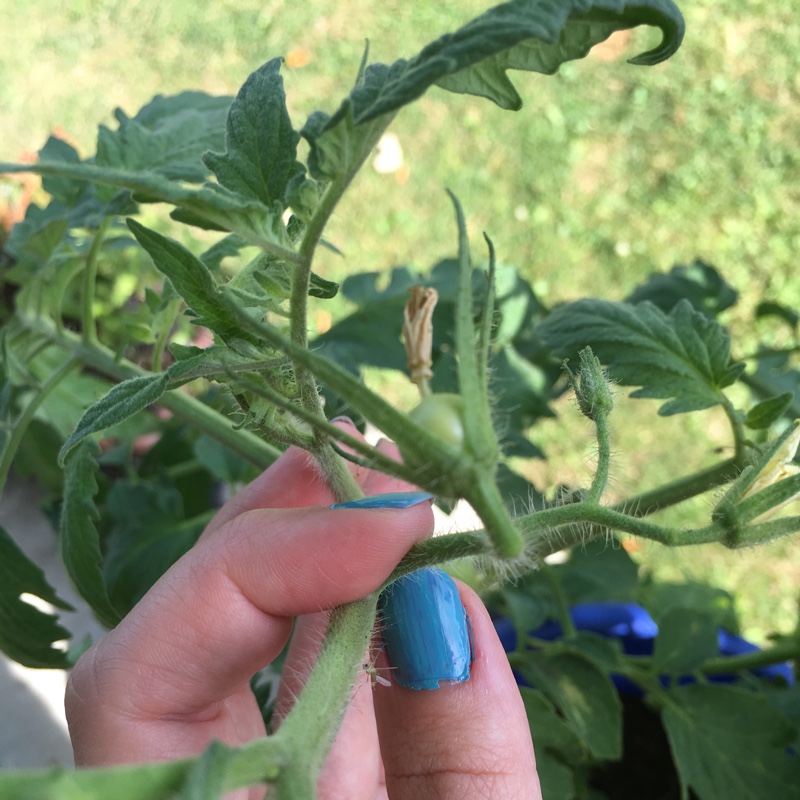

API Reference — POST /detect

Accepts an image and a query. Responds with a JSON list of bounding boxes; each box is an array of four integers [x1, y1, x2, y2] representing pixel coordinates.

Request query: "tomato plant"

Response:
[[1, 1, 799, 798]]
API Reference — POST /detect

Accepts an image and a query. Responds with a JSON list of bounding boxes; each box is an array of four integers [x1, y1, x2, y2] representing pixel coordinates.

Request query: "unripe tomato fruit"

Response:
[[409, 393, 465, 450]]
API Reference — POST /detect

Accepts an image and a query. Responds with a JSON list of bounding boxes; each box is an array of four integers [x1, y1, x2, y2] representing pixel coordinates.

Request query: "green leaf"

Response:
[[433, 0, 684, 111], [502, 584, 555, 638], [103, 480, 205, 614], [0, 161, 292, 255], [626, 259, 738, 318], [61, 441, 121, 628], [642, 581, 739, 633], [58, 374, 168, 466], [744, 393, 794, 430], [97, 91, 231, 183], [492, 344, 556, 430], [538, 298, 745, 415], [173, 741, 230, 800], [309, 272, 340, 299], [127, 219, 260, 346], [754, 301, 799, 332], [302, 73, 402, 182], [520, 687, 585, 763], [203, 58, 303, 206], [559, 632, 626, 674], [519, 688, 582, 799], [652, 608, 719, 676], [518, 651, 622, 759], [200, 234, 249, 270], [304, 0, 683, 179], [747, 353, 800, 421], [360, 0, 682, 121], [519, 686, 587, 764], [39, 136, 88, 207], [662, 684, 800, 800], [12, 418, 65, 494], [0, 525, 74, 669], [193, 435, 253, 484], [4, 200, 71, 269], [559, 538, 640, 603]]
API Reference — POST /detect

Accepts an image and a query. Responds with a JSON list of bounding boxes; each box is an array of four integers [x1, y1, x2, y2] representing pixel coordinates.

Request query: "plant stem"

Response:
[[721, 395, 747, 463], [514, 501, 723, 548], [542, 563, 577, 638], [611, 457, 741, 517], [449, 191, 496, 464], [151, 296, 182, 372], [274, 596, 379, 799], [15, 313, 280, 468], [312, 438, 363, 503], [587, 412, 611, 503], [468, 474, 525, 558], [388, 530, 491, 584], [477, 234, 497, 406], [700, 638, 799, 676], [81, 218, 110, 345], [0, 736, 287, 800], [222, 368, 422, 486], [0, 355, 79, 499]]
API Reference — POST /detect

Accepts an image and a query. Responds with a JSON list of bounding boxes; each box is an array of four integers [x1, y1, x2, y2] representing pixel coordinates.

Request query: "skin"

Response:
[[66, 420, 541, 800]]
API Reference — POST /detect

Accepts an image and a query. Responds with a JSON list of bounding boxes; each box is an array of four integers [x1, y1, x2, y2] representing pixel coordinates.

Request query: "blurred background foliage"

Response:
[[1, 0, 798, 639]]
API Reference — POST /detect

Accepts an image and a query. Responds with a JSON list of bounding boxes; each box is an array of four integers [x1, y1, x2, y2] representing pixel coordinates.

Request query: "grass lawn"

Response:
[[2, 0, 798, 639]]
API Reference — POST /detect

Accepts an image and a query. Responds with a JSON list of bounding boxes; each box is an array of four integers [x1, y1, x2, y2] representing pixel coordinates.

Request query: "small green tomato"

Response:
[[409, 393, 465, 449]]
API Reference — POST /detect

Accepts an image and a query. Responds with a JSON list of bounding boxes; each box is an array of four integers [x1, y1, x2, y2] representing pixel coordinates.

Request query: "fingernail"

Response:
[[379, 568, 472, 691], [331, 415, 354, 425], [331, 491, 432, 510]]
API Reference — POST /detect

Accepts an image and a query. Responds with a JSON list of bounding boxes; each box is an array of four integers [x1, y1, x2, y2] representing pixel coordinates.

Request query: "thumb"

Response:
[[373, 570, 541, 799]]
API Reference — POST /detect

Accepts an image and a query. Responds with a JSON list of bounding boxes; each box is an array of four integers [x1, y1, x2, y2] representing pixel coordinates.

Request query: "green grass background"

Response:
[[1, 0, 798, 640]]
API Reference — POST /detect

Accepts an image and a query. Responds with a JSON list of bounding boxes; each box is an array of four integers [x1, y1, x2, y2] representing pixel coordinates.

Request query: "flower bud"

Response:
[[567, 347, 614, 421]]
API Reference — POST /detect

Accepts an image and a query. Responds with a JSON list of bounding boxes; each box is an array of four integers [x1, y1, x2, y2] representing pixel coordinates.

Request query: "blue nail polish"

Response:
[[331, 491, 432, 510], [379, 567, 472, 691]]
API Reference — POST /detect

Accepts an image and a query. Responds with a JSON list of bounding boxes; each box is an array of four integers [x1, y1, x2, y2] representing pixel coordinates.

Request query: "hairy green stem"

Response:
[[611, 457, 742, 517], [312, 438, 364, 503], [0, 736, 287, 799], [468, 475, 525, 558], [449, 191, 496, 464], [81, 218, 110, 345], [223, 369, 422, 486], [388, 530, 491, 584], [286, 114, 398, 477], [0, 355, 79, 499], [274, 596, 379, 799], [477, 234, 497, 407], [587, 412, 611, 504], [514, 501, 722, 547], [15, 313, 280, 468]]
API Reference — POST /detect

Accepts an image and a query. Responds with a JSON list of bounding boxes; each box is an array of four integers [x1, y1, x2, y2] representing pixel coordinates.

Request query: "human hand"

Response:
[[66, 421, 540, 799]]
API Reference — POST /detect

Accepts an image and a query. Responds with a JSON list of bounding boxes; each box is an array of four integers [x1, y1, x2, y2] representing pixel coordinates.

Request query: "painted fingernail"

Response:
[[331, 491, 432, 510], [379, 567, 472, 691]]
